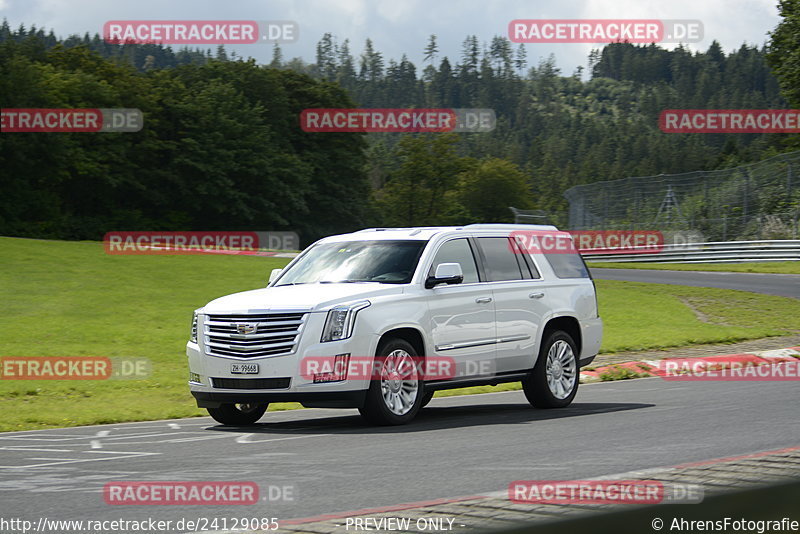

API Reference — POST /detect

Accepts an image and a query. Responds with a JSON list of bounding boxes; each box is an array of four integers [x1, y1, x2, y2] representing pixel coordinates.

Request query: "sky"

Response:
[[0, 0, 782, 75]]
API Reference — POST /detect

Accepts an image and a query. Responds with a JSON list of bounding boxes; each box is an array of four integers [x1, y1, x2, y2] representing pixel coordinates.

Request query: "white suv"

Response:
[[187, 224, 602, 425]]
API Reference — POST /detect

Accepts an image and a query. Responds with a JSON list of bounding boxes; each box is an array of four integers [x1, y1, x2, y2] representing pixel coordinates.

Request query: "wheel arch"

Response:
[[540, 315, 582, 356], [376, 327, 426, 357]]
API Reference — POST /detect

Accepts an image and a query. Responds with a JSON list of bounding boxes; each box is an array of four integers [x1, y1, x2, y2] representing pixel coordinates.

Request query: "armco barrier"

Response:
[[581, 239, 800, 263]]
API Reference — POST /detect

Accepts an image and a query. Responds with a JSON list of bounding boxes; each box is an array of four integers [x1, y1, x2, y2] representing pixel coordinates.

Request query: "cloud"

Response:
[[0, 0, 783, 72]]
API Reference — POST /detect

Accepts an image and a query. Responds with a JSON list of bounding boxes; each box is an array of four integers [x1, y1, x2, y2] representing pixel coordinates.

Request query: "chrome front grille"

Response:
[[204, 313, 306, 359]]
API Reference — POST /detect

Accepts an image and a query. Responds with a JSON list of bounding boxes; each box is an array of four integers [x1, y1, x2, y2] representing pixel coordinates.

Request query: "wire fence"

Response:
[[562, 151, 800, 241]]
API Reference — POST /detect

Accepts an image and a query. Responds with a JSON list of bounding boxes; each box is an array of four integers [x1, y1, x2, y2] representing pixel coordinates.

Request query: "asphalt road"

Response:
[[2, 378, 798, 527], [590, 268, 800, 299]]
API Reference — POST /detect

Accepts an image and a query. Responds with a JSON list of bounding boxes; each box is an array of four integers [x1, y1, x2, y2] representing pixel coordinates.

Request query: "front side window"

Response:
[[427, 239, 480, 284], [275, 240, 426, 285]]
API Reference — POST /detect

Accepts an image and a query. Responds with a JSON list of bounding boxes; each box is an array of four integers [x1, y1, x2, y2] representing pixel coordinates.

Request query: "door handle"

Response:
[[475, 297, 493, 304], [529, 292, 545, 299]]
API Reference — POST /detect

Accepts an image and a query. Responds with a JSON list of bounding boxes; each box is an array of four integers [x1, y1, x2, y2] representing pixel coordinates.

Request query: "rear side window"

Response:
[[544, 253, 591, 279], [428, 239, 480, 284], [476, 237, 524, 282]]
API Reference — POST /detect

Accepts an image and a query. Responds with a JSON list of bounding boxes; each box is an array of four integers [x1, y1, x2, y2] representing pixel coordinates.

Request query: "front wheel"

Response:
[[207, 403, 268, 425], [523, 331, 579, 408], [359, 339, 423, 425]]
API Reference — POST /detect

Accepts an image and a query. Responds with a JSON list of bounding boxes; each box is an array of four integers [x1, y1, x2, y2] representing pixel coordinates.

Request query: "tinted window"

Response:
[[510, 236, 541, 278], [522, 253, 541, 278], [428, 239, 479, 284], [477, 237, 523, 282], [545, 253, 591, 279]]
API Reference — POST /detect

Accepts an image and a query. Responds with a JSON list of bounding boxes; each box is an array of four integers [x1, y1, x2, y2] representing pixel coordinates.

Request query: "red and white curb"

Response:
[[190, 444, 800, 533], [579, 346, 800, 383]]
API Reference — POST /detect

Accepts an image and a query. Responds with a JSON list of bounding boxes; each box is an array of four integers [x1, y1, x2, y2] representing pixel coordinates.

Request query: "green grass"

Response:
[[598, 365, 651, 381], [587, 261, 800, 274], [595, 279, 800, 352], [2, 236, 800, 431], [0, 237, 299, 432]]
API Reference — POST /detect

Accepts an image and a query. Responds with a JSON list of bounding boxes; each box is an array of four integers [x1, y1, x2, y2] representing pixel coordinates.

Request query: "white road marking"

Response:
[[0, 436, 97, 442], [0, 447, 75, 452], [162, 435, 233, 443], [235, 433, 329, 444], [99, 431, 192, 441], [0, 451, 159, 469]]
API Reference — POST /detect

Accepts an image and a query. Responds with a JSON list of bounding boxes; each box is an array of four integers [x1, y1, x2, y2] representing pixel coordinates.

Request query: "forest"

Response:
[[1, 2, 798, 243]]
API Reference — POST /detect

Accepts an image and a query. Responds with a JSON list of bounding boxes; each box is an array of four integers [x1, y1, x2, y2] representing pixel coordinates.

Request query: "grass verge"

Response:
[[2, 237, 799, 431]]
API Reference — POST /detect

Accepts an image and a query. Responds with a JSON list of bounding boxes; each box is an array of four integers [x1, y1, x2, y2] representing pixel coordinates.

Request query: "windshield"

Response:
[[275, 240, 426, 285]]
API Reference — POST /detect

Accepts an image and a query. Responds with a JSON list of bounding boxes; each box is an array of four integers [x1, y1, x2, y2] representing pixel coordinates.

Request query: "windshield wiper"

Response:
[[318, 279, 372, 284]]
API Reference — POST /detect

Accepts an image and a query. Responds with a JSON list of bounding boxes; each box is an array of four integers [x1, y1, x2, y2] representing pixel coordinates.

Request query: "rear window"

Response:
[[544, 253, 591, 279]]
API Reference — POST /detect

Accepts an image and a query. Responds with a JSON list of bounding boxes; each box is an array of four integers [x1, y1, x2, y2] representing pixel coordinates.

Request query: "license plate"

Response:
[[231, 363, 259, 374]]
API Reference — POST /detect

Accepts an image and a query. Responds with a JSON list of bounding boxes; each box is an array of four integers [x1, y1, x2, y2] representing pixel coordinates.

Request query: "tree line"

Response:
[[1, 13, 798, 241]]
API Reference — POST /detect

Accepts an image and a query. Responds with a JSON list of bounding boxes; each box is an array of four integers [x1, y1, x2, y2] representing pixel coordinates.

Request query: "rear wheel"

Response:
[[523, 331, 579, 408], [421, 391, 435, 408], [359, 339, 423, 425], [207, 403, 268, 425]]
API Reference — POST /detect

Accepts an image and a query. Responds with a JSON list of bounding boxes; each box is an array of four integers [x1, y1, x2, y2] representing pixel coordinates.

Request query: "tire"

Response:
[[358, 339, 423, 425], [207, 403, 268, 425], [523, 331, 579, 408], [420, 391, 435, 408]]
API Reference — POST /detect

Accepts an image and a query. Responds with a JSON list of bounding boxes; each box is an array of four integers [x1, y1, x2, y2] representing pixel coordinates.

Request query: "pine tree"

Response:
[[423, 34, 438, 64]]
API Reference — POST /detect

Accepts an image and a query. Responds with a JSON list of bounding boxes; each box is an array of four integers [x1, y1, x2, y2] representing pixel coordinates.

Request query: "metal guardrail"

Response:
[[582, 240, 800, 263]]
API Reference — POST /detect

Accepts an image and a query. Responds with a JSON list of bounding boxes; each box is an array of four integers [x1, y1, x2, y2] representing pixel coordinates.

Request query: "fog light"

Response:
[[313, 353, 350, 383], [189, 372, 202, 384]]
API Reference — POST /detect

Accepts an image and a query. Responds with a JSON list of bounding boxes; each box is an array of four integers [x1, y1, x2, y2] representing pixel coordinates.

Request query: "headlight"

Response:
[[320, 301, 370, 342], [190, 312, 198, 343]]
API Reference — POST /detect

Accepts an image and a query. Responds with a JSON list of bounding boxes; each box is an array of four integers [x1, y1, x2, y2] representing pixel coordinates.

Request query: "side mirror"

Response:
[[268, 268, 283, 285], [425, 263, 464, 289]]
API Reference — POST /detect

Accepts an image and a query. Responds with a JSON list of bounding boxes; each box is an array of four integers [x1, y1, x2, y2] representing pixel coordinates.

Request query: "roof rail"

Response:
[[354, 227, 462, 233], [463, 223, 558, 231], [354, 228, 409, 232]]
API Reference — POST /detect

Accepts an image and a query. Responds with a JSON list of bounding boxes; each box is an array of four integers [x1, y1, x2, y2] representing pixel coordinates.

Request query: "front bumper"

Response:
[[191, 389, 367, 409], [187, 311, 377, 408]]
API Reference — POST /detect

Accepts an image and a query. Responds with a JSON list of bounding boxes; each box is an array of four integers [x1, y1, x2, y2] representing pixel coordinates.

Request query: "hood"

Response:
[[202, 282, 404, 314]]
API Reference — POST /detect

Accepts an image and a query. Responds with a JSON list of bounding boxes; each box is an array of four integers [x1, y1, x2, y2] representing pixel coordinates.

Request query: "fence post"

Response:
[[743, 169, 750, 225], [722, 213, 727, 241]]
